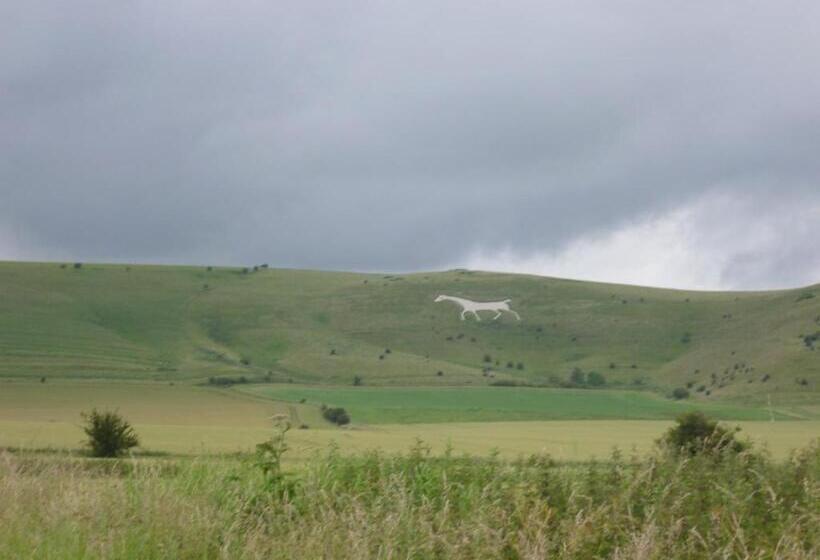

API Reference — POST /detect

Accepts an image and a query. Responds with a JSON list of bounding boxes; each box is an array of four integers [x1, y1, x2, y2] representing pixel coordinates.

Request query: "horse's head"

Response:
[[434, 295, 446, 302]]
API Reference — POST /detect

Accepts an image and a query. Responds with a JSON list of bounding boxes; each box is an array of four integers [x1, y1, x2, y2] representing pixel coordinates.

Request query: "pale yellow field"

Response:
[[2, 419, 818, 461], [0, 380, 287, 425]]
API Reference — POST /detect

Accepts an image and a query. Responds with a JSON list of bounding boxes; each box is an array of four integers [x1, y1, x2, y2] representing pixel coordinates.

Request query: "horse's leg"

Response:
[[508, 309, 521, 321], [492, 310, 502, 320], [460, 309, 467, 321], [472, 310, 482, 321]]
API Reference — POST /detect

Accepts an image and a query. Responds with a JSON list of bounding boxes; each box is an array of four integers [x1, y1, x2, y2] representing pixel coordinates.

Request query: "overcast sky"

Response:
[[2, 1, 819, 290]]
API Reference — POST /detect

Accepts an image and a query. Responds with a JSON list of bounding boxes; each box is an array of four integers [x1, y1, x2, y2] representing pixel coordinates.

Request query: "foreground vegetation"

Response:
[[1, 436, 817, 559]]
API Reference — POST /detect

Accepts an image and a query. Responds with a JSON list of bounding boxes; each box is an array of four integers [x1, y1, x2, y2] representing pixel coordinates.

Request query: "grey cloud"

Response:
[[1, 1, 818, 287]]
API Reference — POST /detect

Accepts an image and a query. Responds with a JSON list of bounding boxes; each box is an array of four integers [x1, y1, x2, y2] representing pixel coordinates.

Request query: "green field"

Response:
[[239, 384, 793, 423]]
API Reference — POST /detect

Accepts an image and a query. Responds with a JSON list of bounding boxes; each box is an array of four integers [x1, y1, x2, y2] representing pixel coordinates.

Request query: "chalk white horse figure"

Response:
[[434, 295, 521, 321]]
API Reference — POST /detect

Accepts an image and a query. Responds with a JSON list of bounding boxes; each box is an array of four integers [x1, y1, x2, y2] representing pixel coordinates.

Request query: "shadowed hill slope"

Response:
[[1, 261, 817, 403]]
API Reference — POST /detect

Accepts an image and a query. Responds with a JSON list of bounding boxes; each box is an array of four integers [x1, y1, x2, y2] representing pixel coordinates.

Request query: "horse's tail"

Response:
[[503, 299, 511, 303]]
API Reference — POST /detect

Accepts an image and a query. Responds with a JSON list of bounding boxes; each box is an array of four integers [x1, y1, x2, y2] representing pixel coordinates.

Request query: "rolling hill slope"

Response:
[[1, 261, 817, 403]]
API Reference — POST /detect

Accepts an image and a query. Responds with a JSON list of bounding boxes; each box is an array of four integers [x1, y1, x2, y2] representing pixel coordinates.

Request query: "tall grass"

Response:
[[1, 441, 818, 559]]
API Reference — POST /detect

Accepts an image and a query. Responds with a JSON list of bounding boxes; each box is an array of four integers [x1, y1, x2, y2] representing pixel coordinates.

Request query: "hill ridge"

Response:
[[1, 261, 817, 405]]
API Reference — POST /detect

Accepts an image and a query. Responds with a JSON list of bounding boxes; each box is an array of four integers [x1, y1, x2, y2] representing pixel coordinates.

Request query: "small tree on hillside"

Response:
[[82, 409, 139, 457], [671, 387, 690, 400], [586, 371, 606, 387]]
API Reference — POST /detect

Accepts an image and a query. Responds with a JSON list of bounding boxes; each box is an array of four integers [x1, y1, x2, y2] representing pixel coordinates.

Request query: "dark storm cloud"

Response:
[[1, 1, 819, 288]]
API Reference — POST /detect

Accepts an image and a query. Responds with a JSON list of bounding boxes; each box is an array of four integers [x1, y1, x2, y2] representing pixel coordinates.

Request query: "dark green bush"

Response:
[[207, 376, 249, 387], [489, 380, 519, 387], [322, 406, 351, 426], [671, 387, 690, 400], [661, 411, 747, 456], [82, 409, 139, 457]]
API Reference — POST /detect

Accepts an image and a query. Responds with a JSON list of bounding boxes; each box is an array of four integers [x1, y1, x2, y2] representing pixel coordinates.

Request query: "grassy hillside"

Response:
[[1, 261, 817, 402]]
